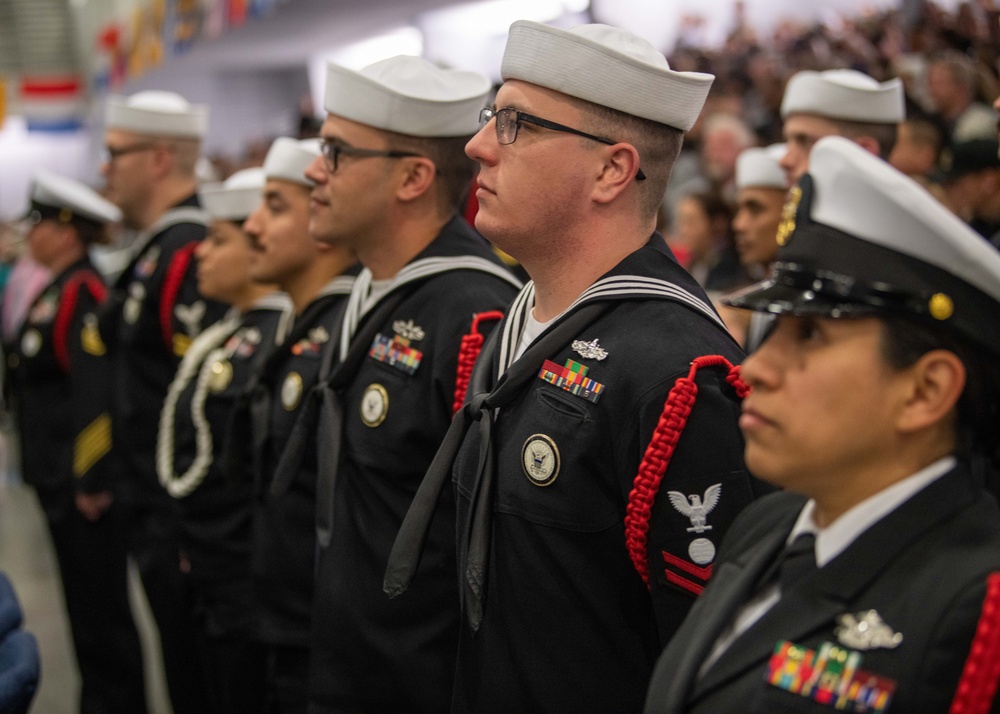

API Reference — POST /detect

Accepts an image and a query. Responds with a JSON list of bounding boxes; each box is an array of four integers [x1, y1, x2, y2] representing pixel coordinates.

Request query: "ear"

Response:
[[150, 142, 175, 179], [395, 157, 438, 203], [592, 143, 642, 205], [853, 135, 882, 159], [895, 349, 966, 435]]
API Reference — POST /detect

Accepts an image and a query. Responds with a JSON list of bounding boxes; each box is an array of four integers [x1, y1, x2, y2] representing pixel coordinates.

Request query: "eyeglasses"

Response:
[[479, 107, 646, 181], [319, 140, 425, 174], [101, 141, 157, 164]]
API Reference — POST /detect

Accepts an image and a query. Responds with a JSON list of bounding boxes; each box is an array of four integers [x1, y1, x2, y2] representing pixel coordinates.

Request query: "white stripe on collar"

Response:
[[339, 256, 521, 362], [127, 205, 210, 266], [496, 275, 723, 378]]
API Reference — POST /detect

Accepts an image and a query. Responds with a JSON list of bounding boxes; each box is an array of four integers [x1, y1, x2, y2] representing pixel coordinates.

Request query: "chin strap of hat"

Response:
[[949, 572, 1000, 714], [624, 355, 749, 587], [453, 311, 505, 415]]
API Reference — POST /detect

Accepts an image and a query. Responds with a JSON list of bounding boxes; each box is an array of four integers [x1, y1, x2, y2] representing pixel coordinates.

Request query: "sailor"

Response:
[[644, 136, 1000, 714], [8, 170, 146, 714], [239, 137, 356, 714], [157, 166, 291, 714], [99, 89, 227, 714], [779, 68, 904, 184], [385, 22, 766, 713], [301, 55, 521, 713], [732, 143, 787, 351]]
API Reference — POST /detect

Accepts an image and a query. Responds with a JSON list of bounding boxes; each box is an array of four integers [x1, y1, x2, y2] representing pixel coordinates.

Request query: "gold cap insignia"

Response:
[[929, 293, 953, 321], [776, 185, 802, 246]]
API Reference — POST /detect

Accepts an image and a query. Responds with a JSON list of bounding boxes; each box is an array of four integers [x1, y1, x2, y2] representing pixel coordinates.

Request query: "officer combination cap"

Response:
[[105, 90, 209, 138], [199, 167, 265, 221], [263, 137, 321, 186], [501, 20, 714, 132], [27, 169, 121, 228], [781, 69, 904, 124], [725, 136, 1000, 355], [736, 144, 787, 190], [324, 55, 490, 137]]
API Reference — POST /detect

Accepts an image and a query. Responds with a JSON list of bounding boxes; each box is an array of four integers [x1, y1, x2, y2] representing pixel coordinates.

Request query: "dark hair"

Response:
[[880, 314, 1000, 466], [378, 129, 478, 217], [72, 217, 109, 245], [832, 118, 899, 160]]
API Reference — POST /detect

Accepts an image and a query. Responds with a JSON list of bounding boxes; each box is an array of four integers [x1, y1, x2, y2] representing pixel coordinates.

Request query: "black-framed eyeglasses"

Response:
[[479, 107, 646, 181], [101, 141, 158, 164], [319, 139, 425, 174]]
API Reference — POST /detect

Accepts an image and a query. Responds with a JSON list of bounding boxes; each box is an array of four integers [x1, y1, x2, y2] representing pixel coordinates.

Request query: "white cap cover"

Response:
[[780, 70, 904, 123], [324, 56, 490, 138], [199, 168, 265, 221], [735, 144, 787, 190], [263, 137, 321, 186], [105, 90, 209, 138], [501, 20, 714, 132], [29, 169, 121, 224]]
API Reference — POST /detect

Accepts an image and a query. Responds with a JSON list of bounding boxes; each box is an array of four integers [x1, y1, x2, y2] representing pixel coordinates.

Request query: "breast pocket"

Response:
[[492, 385, 621, 532]]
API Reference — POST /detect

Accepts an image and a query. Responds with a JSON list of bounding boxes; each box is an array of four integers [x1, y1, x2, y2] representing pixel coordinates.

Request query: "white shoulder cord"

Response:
[[157, 313, 241, 498]]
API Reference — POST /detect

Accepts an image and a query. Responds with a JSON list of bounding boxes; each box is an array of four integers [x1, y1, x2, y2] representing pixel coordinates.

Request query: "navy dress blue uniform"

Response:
[[644, 474, 1000, 714], [307, 217, 520, 714], [450, 238, 759, 713], [243, 277, 354, 713], [9, 257, 146, 714], [101, 195, 226, 713], [158, 294, 290, 714]]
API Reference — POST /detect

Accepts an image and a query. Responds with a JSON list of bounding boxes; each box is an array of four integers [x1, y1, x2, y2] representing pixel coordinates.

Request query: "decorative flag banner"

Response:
[[20, 75, 85, 133]]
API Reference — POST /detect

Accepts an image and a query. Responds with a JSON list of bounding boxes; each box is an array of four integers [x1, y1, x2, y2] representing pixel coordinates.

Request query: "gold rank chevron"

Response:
[[73, 413, 112, 477]]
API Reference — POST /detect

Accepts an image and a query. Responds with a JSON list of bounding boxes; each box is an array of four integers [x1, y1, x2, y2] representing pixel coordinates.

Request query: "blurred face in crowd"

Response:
[[465, 80, 597, 264], [25, 217, 74, 270], [732, 186, 784, 268], [780, 114, 842, 185], [739, 316, 909, 513], [195, 219, 257, 306], [701, 127, 745, 182], [306, 114, 400, 252], [925, 63, 965, 118], [889, 122, 937, 177], [674, 195, 719, 264], [243, 178, 316, 289], [101, 129, 160, 226]]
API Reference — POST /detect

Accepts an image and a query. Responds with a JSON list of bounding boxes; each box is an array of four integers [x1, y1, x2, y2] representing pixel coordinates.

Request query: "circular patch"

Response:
[[521, 434, 560, 486], [360, 384, 389, 428], [688, 538, 716, 565], [21, 329, 42, 358], [281, 372, 304, 411], [208, 359, 233, 394]]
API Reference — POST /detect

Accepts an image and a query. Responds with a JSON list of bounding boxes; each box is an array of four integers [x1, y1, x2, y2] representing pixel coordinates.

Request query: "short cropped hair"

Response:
[[571, 96, 685, 220], [830, 118, 899, 160], [378, 129, 478, 217]]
